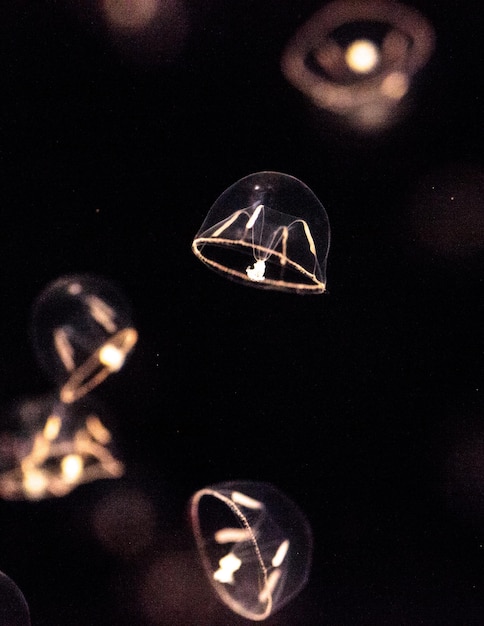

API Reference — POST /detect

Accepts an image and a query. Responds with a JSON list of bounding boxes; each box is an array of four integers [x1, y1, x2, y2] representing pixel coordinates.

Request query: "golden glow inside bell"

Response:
[[345, 39, 380, 74], [31, 274, 138, 404], [0, 395, 124, 501]]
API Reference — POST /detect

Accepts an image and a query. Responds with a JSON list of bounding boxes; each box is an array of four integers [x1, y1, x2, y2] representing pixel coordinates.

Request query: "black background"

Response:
[[0, 1, 482, 624]]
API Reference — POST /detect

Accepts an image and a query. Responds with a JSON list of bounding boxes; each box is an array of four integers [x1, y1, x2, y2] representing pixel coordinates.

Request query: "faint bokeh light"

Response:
[[439, 413, 484, 528], [92, 485, 158, 559], [0, 395, 124, 501], [102, 0, 160, 29], [69, 0, 190, 64], [137, 550, 222, 626], [281, 0, 435, 132], [407, 163, 484, 260]]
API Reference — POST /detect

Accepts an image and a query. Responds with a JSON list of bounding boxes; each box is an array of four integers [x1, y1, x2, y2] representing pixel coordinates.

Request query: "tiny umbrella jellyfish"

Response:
[[281, 0, 435, 131], [0, 570, 30, 626], [189, 481, 313, 621], [192, 172, 330, 294], [0, 394, 124, 501], [31, 274, 138, 404]]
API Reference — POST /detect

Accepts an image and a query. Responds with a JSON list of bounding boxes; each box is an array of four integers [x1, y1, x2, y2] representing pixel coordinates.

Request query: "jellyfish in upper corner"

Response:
[[281, 0, 435, 132], [0, 570, 31, 626], [192, 172, 330, 294], [189, 481, 313, 621], [31, 274, 138, 404]]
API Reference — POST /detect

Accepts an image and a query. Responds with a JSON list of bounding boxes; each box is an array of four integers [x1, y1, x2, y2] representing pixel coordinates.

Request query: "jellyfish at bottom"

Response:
[[0, 571, 30, 626], [31, 274, 138, 404], [281, 0, 435, 131], [0, 394, 124, 501], [189, 481, 313, 621], [192, 172, 330, 294]]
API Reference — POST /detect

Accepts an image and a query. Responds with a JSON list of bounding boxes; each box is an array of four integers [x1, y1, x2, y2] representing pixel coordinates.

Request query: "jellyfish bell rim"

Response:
[[59, 326, 139, 404], [189, 486, 273, 621], [192, 171, 330, 295], [0, 570, 31, 625], [192, 238, 327, 294]]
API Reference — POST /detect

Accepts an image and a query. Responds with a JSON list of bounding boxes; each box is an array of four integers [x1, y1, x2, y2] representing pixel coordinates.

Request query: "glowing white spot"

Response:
[[23, 469, 48, 498], [231, 491, 264, 510], [215, 527, 253, 544], [246, 204, 264, 229], [99, 344, 125, 372], [272, 539, 290, 567], [61, 454, 84, 484], [345, 39, 380, 74], [213, 552, 242, 584], [43, 414, 62, 441], [246, 260, 266, 282]]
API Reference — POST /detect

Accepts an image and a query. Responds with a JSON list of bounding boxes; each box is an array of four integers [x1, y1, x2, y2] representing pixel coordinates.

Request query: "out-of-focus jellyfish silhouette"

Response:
[[31, 274, 138, 404], [0, 570, 30, 626], [0, 394, 124, 501], [189, 481, 313, 621], [281, 0, 435, 132], [192, 172, 330, 294], [68, 0, 190, 65], [92, 486, 158, 560]]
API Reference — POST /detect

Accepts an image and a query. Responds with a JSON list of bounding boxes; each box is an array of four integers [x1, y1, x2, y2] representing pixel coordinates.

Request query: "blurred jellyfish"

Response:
[[281, 0, 435, 131], [103, 0, 160, 29], [192, 172, 330, 294], [0, 570, 30, 626], [68, 0, 190, 65], [31, 274, 138, 404], [189, 481, 313, 621], [92, 486, 158, 560], [0, 394, 124, 501]]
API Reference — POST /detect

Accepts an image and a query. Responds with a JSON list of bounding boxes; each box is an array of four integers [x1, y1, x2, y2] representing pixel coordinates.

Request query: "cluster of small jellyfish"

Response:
[[0, 0, 438, 620], [0, 274, 138, 502]]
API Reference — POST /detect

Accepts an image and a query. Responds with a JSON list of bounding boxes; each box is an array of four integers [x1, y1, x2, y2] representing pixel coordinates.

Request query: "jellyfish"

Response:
[[192, 172, 330, 294], [0, 570, 30, 626], [281, 0, 435, 131], [31, 274, 138, 404], [0, 394, 124, 501], [189, 481, 313, 621]]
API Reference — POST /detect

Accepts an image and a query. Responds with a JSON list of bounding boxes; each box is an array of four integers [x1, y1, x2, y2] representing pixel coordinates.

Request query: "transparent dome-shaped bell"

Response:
[[189, 481, 313, 621], [192, 172, 330, 294], [31, 274, 138, 403], [0, 394, 124, 501], [0, 570, 31, 626]]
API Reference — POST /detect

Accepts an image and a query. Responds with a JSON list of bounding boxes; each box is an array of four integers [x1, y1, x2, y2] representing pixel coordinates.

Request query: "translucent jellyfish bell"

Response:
[[281, 0, 435, 131], [189, 481, 313, 621], [192, 172, 330, 294], [0, 570, 31, 626], [0, 394, 124, 501], [31, 274, 138, 404]]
